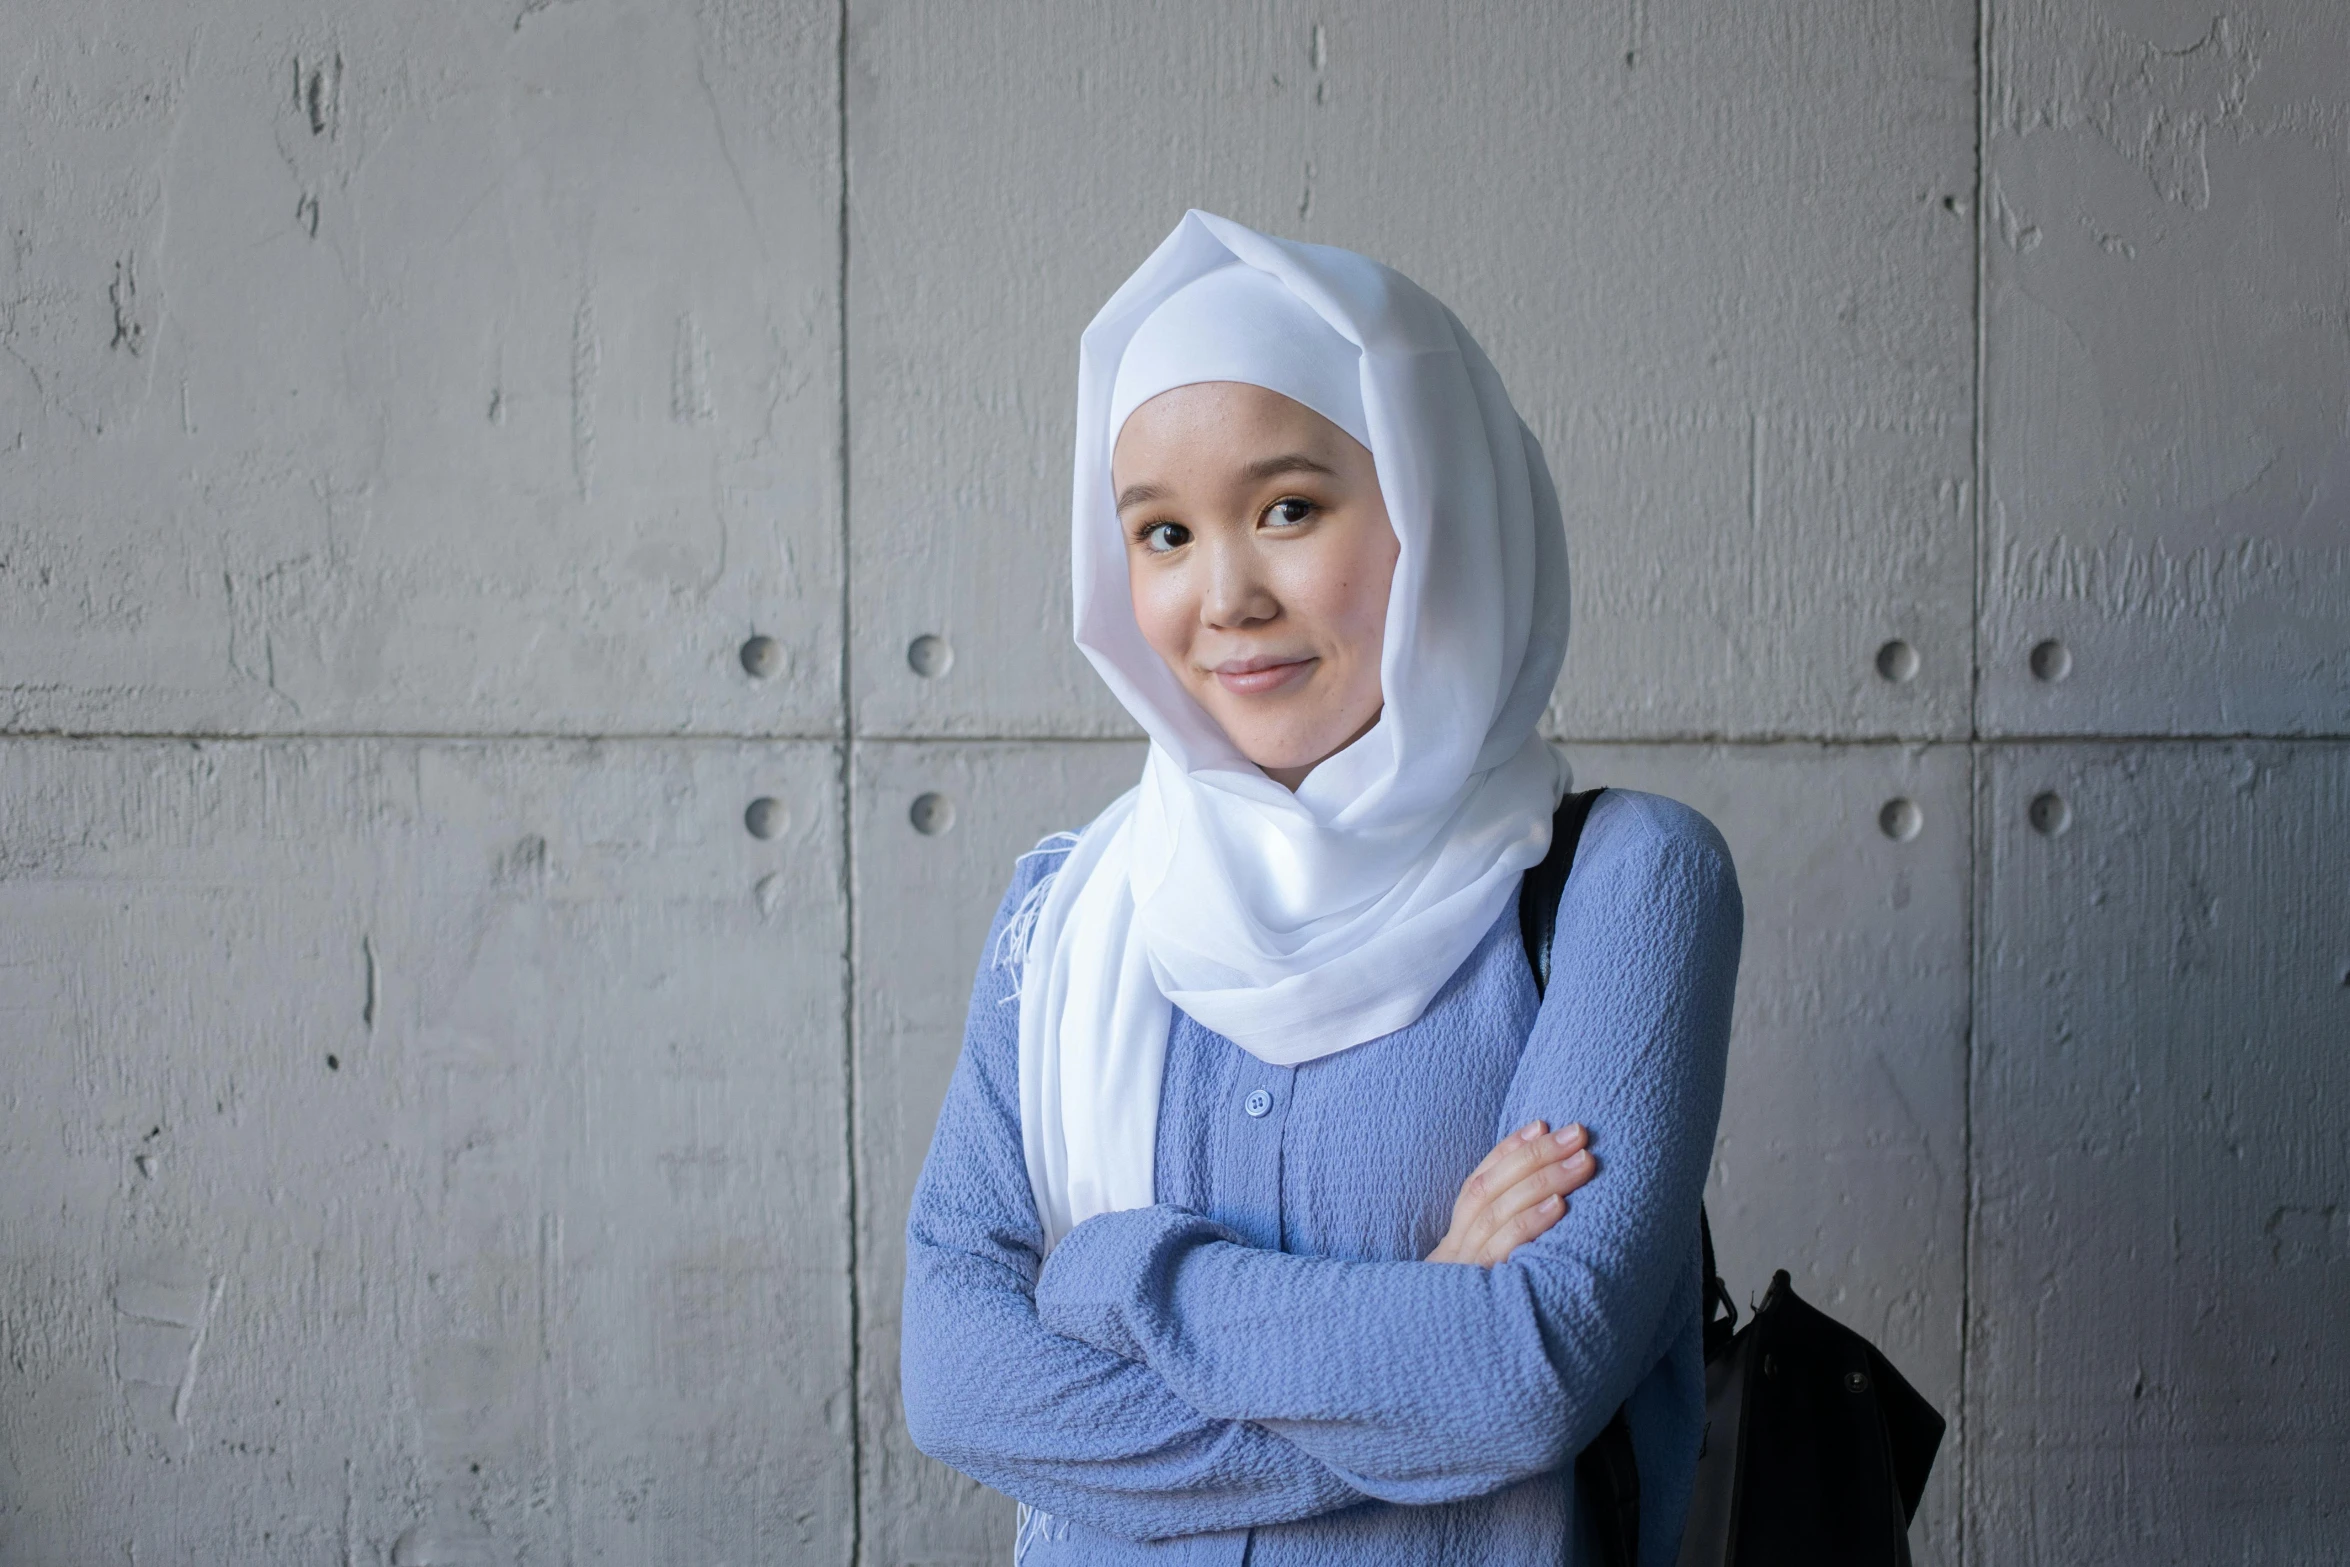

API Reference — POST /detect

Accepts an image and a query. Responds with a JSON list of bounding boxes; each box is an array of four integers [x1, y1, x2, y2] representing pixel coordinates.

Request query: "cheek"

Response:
[[1128, 563, 1196, 671], [1286, 528, 1395, 666]]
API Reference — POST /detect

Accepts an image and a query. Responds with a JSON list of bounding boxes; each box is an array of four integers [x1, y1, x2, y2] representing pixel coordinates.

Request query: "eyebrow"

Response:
[[1114, 453, 1336, 513], [1240, 452, 1336, 484]]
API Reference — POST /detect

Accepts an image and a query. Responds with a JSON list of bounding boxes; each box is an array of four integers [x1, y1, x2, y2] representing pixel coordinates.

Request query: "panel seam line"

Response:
[[835, 4, 863, 1562]]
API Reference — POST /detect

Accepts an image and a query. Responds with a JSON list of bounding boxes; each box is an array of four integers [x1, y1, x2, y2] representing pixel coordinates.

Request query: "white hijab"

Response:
[[1017, 210, 1571, 1249]]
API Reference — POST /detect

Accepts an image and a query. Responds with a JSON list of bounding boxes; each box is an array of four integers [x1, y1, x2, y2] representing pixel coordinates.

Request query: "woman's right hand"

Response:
[[1425, 1121, 1595, 1266]]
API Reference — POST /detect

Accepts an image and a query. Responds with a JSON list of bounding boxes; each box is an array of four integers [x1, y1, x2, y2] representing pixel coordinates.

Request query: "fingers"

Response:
[[1458, 1120, 1551, 1199], [1430, 1119, 1598, 1266], [1459, 1143, 1596, 1262], [1447, 1120, 1551, 1232], [1456, 1121, 1586, 1217], [1475, 1188, 1571, 1267]]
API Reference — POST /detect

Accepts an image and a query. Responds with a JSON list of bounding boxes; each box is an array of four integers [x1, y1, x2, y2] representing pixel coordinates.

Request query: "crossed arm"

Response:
[[898, 794, 1740, 1542]]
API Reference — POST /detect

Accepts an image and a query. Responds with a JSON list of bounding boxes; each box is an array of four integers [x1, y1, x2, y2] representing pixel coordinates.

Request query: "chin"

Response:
[[1196, 689, 1364, 778], [1228, 731, 1334, 775]]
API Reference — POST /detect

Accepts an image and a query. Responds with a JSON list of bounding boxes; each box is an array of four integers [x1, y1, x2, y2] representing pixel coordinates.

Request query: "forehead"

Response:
[[1111, 382, 1351, 480]]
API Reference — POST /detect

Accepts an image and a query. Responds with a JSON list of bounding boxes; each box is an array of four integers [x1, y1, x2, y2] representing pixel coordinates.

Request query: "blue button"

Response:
[[1243, 1088, 1273, 1119]]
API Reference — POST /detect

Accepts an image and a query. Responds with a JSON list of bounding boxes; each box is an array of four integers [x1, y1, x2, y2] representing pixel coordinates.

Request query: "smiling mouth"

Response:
[[1209, 655, 1316, 696]]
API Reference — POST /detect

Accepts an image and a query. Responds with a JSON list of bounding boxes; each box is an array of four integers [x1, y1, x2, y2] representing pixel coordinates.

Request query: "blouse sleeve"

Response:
[[898, 843, 1372, 1542], [1030, 791, 1742, 1506]]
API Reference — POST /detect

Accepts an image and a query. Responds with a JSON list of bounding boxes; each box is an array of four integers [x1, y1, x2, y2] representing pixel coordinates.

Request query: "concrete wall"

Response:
[[1, 2, 2342, 1562]]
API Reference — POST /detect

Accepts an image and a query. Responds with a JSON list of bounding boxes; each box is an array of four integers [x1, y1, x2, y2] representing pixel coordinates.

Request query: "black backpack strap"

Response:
[[1700, 1206, 1739, 1358], [1518, 788, 1605, 999], [1578, 1408, 1641, 1567]]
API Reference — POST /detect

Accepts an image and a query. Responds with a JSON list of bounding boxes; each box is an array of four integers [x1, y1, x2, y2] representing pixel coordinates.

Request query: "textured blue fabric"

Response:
[[902, 789, 1743, 1566]]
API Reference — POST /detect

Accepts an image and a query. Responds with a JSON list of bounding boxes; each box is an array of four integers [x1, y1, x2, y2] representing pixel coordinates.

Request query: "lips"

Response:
[[1208, 654, 1316, 696]]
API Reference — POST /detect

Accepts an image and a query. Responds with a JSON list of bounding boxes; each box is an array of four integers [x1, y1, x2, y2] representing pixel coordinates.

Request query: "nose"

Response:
[[1200, 536, 1279, 630]]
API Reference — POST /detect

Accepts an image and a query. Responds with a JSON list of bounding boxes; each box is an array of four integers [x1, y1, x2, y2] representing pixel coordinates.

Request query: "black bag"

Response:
[[1519, 790, 1946, 1567]]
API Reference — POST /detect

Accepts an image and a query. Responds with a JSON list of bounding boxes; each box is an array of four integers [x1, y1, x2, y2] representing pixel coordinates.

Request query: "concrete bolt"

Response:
[[2028, 791, 2072, 836], [1874, 639, 1919, 683], [740, 635, 784, 679], [1878, 798, 1922, 841], [910, 792, 955, 836], [908, 634, 954, 679], [2029, 639, 2072, 683], [745, 797, 788, 840]]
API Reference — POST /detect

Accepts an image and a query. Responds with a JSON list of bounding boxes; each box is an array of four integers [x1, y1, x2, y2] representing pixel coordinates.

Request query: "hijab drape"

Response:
[[1017, 210, 1571, 1249]]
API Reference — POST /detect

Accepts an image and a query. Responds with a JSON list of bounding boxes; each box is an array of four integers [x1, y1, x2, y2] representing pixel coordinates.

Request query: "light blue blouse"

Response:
[[901, 789, 1743, 1565]]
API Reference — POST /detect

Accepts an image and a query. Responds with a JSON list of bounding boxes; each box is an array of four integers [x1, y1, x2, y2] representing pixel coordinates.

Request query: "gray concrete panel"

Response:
[[0, 739, 851, 1562], [851, 739, 1146, 1566], [1972, 742, 2350, 1560], [846, 0, 1976, 744], [1981, 2, 2350, 737], [0, 2, 841, 737], [1563, 744, 1970, 1566]]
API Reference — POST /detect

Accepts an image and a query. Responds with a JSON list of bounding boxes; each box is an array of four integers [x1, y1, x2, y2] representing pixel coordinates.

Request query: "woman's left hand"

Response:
[[1425, 1121, 1596, 1267]]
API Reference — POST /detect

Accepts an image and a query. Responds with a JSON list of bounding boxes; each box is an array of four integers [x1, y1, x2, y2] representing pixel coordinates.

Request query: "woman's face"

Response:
[[1113, 381, 1399, 790]]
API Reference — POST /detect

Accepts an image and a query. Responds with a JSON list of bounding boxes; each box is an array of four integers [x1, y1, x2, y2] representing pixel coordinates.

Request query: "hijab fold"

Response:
[[1019, 210, 1571, 1250]]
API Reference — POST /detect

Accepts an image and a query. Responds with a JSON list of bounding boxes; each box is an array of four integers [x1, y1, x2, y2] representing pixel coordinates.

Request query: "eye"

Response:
[[1263, 496, 1316, 528], [1137, 520, 1192, 553]]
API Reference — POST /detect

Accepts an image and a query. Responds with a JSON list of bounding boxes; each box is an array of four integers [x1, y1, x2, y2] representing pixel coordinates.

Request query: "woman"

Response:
[[901, 211, 1743, 1565]]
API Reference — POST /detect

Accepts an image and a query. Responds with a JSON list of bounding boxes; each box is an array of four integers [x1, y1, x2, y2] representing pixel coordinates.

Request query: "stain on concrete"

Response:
[[672, 311, 713, 424], [107, 258, 144, 355], [570, 296, 598, 502], [112, 1265, 223, 1438], [361, 932, 378, 1030], [295, 51, 343, 139]]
